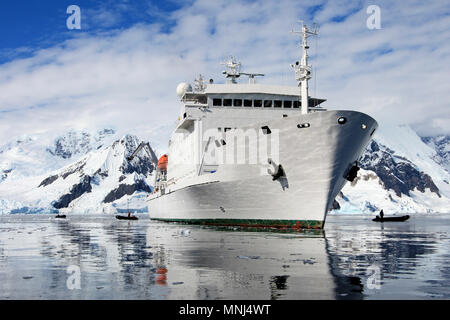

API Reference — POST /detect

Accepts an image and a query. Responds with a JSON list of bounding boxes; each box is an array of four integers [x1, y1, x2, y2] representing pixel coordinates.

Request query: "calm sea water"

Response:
[[0, 213, 449, 300]]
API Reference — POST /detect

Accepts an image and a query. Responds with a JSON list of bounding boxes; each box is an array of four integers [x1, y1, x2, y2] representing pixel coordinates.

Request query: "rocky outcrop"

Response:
[[1, 169, 12, 182], [53, 176, 92, 209], [359, 141, 440, 197], [61, 162, 86, 179], [103, 180, 152, 203], [38, 174, 59, 187]]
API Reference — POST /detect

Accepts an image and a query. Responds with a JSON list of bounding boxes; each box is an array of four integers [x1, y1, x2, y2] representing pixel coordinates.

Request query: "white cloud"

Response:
[[0, 0, 449, 147]]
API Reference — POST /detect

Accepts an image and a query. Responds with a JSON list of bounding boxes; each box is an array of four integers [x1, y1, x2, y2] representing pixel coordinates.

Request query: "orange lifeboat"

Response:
[[157, 154, 168, 171]]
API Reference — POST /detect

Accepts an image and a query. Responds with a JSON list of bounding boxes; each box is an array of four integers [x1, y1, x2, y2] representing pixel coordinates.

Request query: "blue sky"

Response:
[[0, 0, 185, 63], [0, 0, 449, 147]]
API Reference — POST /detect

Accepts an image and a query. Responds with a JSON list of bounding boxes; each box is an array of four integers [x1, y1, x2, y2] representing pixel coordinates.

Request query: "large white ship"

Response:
[[145, 24, 378, 229]]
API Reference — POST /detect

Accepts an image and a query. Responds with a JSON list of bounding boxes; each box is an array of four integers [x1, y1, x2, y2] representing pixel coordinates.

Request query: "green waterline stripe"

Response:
[[150, 218, 324, 229]]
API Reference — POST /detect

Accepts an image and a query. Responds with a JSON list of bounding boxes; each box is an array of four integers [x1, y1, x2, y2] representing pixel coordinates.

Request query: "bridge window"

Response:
[[264, 100, 272, 108], [244, 99, 252, 107], [213, 98, 222, 106], [283, 101, 292, 108], [254, 100, 262, 107], [293, 101, 299, 108], [223, 99, 232, 106], [233, 99, 242, 107], [274, 100, 282, 108]]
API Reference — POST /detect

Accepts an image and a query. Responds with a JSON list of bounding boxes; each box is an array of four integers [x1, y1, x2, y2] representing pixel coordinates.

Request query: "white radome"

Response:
[[176, 82, 192, 97]]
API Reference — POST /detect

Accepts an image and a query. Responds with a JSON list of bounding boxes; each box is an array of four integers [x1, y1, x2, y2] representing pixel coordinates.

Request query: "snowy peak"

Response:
[[37, 134, 155, 211], [421, 135, 450, 173], [0, 128, 118, 182], [46, 128, 116, 159]]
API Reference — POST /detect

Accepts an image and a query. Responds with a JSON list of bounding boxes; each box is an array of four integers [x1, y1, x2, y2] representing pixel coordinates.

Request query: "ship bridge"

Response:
[[177, 55, 326, 123], [181, 83, 325, 109], [175, 74, 326, 134], [204, 83, 325, 109]]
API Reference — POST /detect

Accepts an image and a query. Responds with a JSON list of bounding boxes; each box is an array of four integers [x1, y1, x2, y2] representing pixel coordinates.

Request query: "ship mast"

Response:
[[291, 22, 319, 115]]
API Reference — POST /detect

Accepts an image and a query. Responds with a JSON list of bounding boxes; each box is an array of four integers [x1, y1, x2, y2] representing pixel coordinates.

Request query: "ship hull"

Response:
[[147, 110, 377, 229]]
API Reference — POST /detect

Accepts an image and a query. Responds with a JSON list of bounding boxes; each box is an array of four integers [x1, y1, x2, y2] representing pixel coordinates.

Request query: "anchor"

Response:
[[268, 158, 286, 181]]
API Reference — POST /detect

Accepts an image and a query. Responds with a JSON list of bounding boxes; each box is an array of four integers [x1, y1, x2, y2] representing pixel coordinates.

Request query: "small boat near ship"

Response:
[[372, 215, 410, 222], [372, 209, 410, 222], [115, 215, 138, 221], [55, 214, 66, 219], [115, 199, 138, 220]]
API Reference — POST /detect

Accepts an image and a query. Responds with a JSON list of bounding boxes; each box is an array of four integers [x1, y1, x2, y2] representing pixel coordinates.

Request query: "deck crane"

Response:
[[127, 141, 159, 165]]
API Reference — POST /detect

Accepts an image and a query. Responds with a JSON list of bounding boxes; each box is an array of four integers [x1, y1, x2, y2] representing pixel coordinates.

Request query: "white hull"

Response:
[[148, 110, 377, 228]]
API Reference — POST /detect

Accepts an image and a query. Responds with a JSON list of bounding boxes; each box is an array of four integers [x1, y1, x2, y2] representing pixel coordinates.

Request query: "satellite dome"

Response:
[[176, 82, 192, 97]]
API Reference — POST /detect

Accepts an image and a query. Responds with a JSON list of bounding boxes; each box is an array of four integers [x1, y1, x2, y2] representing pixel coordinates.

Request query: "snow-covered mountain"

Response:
[[47, 128, 117, 159], [0, 125, 449, 215], [0, 130, 155, 214], [421, 135, 450, 173], [0, 128, 117, 181], [333, 125, 450, 214]]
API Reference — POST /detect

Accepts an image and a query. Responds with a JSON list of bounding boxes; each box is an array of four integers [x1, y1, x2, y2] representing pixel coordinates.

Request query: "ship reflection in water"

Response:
[[0, 214, 449, 299]]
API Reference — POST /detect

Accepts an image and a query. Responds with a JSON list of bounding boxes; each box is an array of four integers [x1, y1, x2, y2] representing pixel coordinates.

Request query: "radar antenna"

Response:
[[291, 21, 319, 114], [221, 56, 264, 84], [240, 72, 265, 84], [221, 56, 241, 84]]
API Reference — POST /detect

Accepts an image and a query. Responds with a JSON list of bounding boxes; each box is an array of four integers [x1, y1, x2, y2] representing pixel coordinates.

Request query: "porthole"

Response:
[[297, 123, 310, 129], [338, 117, 347, 124]]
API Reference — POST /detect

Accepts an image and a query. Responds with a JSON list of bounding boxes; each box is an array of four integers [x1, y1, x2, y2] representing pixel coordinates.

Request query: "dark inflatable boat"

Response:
[[372, 215, 410, 222], [116, 215, 138, 221], [55, 214, 66, 219]]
